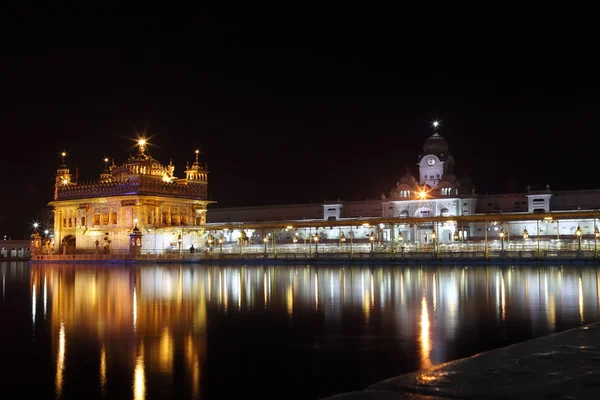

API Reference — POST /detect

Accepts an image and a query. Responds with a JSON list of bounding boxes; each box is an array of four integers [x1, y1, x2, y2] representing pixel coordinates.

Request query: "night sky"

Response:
[[1, 27, 599, 237]]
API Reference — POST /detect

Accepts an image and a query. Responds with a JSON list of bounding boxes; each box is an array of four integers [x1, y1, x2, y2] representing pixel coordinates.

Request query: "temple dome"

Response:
[[399, 170, 417, 186], [423, 132, 449, 156]]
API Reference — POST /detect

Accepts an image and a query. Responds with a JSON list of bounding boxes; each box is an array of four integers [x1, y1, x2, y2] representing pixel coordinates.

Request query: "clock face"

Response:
[[427, 157, 436, 166]]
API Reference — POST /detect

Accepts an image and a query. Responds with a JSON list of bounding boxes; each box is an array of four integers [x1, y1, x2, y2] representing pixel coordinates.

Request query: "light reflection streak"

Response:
[[264, 271, 268, 307], [159, 327, 173, 374], [100, 344, 107, 392], [579, 276, 584, 323], [495, 272, 500, 319], [43, 274, 47, 318], [133, 285, 137, 332], [287, 285, 293, 317], [315, 272, 319, 310], [419, 296, 432, 369], [134, 346, 145, 400], [32, 283, 36, 325], [56, 321, 65, 398], [432, 273, 437, 313], [501, 272, 506, 321]]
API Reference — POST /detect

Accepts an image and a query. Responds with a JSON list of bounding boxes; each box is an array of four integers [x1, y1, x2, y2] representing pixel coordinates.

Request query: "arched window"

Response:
[[440, 207, 450, 217]]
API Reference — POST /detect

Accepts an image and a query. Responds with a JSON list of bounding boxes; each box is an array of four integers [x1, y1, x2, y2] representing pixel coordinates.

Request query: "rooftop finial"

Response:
[[60, 150, 67, 165], [195, 149, 200, 163], [137, 138, 147, 155], [431, 119, 441, 132]]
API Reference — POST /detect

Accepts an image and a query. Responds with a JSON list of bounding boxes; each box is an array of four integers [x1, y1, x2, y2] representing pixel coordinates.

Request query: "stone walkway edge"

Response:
[[322, 322, 600, 399]]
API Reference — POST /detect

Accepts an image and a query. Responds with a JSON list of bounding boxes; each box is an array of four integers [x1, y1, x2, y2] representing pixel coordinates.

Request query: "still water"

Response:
[[1, 262, 600, 399]]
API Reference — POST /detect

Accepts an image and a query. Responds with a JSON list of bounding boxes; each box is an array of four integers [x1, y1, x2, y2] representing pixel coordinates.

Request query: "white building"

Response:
[[206, 127, 600, 249]]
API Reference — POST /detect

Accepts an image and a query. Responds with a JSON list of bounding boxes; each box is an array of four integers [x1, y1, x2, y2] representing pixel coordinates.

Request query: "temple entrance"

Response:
[[62, 235, 76, 254]]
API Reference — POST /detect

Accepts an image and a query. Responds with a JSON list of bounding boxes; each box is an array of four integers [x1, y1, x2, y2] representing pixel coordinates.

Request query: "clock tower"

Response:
[[417, 124, 454, 188]]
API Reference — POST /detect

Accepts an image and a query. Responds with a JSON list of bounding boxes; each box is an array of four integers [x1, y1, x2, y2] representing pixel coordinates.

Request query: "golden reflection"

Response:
[[263, 271, 267, 307], [186, 334, 200, 398], [56, 321, 66, 398], [134, 345, 145, 400], [29, 263, 600, 399], [100, 344, 107, 392], [159, 327, 174, 374], [286, 285, 293, 317], [419, 297, 432, 369], [370, 272, 375, 309], [579, 276, 584, 323], [133, 285, 137, 332]]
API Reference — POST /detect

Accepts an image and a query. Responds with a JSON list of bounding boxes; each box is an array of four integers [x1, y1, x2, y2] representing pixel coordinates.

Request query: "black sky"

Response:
[[1, 26, 599, 237]]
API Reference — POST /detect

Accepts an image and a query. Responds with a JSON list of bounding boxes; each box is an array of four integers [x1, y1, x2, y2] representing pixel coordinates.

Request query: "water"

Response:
[[1, 262, 600, 400]]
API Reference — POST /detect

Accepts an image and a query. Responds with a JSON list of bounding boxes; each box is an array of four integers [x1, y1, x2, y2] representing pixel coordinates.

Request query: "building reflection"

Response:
[[28, 263, 600, 398]]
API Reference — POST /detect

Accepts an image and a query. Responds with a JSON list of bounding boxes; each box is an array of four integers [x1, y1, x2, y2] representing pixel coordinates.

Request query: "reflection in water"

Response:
[[32, 283, 36, 325], [20, 264, 600, 399], [100, 344, 106, 392], [419, 296, 432, 369], [133, 284, 137, 332], [56, 321, 65, 398], [134, 342, 145, 400], [43, 274, 47, 319], [579, 276, 584, 323]]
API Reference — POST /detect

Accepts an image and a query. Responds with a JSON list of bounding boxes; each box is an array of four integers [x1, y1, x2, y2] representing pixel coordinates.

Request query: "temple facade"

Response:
[[48, 139, 213, 254]]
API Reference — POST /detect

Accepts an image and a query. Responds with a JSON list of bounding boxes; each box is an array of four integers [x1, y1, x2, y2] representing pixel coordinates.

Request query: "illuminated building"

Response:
[[206, 123, 600, 249], [48, 139, 213, 254]]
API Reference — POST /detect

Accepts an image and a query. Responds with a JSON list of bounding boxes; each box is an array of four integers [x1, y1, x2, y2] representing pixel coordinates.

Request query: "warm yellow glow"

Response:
[[159, 327, 173, 374], [100, 345, 107, 391], [61, 152, 66, 157], [419, 191, 427, 199], [133, 285, 137, 332], [134, 354, 145, 400], [162, 174, 171, 182], [195, 149, 200, 154], [62, 178, 68, 185], [138, 139, 146, 146], [286, 225, 293, 230], [104, 157, 109, 163], [264, 272, 268, 307], [419, 297, 432, 369], [56, 322, 66, 398], [286, 285, 293, 317]]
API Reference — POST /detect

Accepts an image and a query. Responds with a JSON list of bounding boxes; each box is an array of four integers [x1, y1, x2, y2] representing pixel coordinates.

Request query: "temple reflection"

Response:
[[28, 263, 600, 398]]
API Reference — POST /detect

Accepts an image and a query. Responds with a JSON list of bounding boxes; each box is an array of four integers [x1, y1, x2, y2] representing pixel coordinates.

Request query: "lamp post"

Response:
[[369, 231, 375, 253], [218, 236, 224, 254], [340, 233, 346, 251], [522, 228, 528, 251], [207, 234, 213, 252], [263, 236, 268, 253], [453, 230, 459, 252], [314, 233, 320, 253], [576, 226, 582, 252], [499, 227, 505, 252], [293, 234, 298, 246], [431, 229, 437, 255]]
